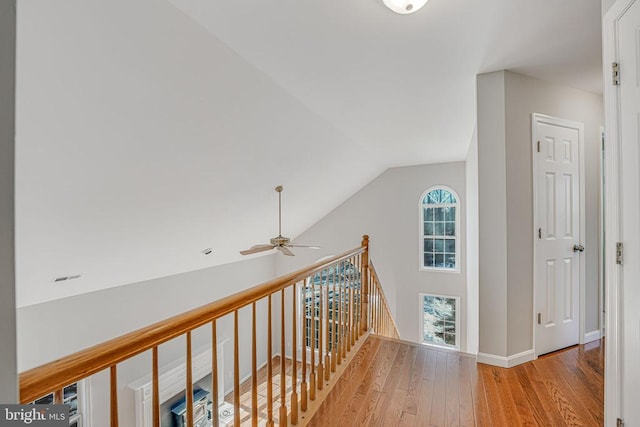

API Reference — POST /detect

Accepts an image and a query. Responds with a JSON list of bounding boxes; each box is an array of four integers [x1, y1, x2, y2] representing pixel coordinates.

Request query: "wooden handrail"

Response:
[[20, 245, 365, 404]]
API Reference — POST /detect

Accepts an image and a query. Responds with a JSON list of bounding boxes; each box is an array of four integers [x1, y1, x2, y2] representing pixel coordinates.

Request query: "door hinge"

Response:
[[616, 242, 623, 265], [612, 62, 620, 85], [537, 313, 541, 325], [617, 418, 624, 427], [538, 228, 542, 239], [537, 140, 540, 153]]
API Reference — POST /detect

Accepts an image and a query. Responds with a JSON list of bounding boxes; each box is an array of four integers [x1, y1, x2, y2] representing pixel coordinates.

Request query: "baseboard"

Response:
[[477, 349, 536, 368], [584, 330, 602, 343]]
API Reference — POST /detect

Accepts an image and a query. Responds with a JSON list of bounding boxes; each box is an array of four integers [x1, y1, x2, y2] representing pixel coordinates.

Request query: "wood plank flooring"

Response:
[[307, 335, 604, 427], [223, 355, 299, 426]]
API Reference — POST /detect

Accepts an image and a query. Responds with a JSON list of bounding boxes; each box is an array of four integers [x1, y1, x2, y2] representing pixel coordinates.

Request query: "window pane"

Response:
[[425, 190, 439, 204], [434, 208, 444, 221], [445, 222, 455, 236], [434, 222, 444, 236], [424, 253, 434, 267], [424, 239, 434, 252], [445, 333, 456, 345], [424, 207, 433, 221], [445, 240, 455, 253], [35, 394, 54, 405], [435, 254, 444, 267], [445, 207, 455, 221], [434, 239, 444, 252], [424, 222, 433, 235], [445, 254, 456, 268], [422, 295, 457, 348]]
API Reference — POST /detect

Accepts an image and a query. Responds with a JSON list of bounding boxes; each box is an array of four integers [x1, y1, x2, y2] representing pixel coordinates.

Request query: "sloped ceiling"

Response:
[[15, 0, 602, 306]]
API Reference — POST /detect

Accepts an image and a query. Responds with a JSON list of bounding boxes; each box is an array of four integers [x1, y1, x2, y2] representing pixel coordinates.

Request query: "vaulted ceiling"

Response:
[[15, 0, 602, 307]]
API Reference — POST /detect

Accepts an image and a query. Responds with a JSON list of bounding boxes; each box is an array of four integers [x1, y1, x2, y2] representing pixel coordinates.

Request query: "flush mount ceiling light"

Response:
[[383, 0, 429, 14]]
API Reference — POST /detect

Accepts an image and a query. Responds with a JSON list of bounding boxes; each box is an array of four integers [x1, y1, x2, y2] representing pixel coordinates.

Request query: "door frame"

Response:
[[599, 126, 605, 339], [531, 113, 586, 358], [602, 0, 635, 425]]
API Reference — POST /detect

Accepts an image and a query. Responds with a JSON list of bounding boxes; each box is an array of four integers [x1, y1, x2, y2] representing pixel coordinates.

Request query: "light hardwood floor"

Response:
[[306, 335, 604, 427]]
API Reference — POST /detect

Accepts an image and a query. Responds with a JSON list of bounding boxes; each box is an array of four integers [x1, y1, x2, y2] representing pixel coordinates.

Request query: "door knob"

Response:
[[573, 244, 585, 253]]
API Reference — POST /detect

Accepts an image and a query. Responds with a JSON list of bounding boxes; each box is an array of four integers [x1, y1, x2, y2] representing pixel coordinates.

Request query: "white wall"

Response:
[[276, 163, 469, 352], [0, 0, 17, 404], [477, 72, 509, 357], [465, 125, 479, 355], [17, 255, 275, 426], [477, 70, 603, 360]]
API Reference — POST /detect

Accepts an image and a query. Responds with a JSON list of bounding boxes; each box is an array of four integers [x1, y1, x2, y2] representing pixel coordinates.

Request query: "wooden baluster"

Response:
[[384, 309, 387, 336], [110, 365, 119, 427], [234, 311, 240, 427], [378, 284, 384, 335], [211, 321, 219, 427], [267, 295, 274, 427], [382, 308, 388, 337], [336, 263, 343, 366], [53, 388, 63, 404], [331, 265, 337, 373], [252, 303, 258, 427], [378, 286, 382, 335], [371, 281, 375, 334], [349, 257, 355, 348], [300, 282, 308, 412], [317, 275, 324, 391], [341, 265, 347, 360], [361, 235, 369, 333], [152, 346, 160, 427], [291, 285, 299, 424], [345, 260, 351, 354], [186, 332, 194, 427], [368, 270, 373, 332], [373, 284, 377, 334], [324, 271, 330, 382], [309, 278, 316, 400], [356, 255, 362, 339], [280, 289, 288, 427], [374, 278, 378, 333]]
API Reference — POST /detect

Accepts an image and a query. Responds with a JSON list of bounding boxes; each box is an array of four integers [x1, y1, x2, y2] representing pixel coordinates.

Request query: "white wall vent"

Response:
[[53, 274, 82, 283]]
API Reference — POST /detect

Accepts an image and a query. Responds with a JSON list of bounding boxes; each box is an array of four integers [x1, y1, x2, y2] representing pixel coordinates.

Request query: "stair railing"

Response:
[[367, 261, 400, 340], [19, 235, 397, 426]]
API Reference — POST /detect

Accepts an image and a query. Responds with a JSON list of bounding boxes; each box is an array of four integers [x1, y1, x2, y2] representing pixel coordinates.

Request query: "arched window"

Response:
[[420, 187, 459, 271]]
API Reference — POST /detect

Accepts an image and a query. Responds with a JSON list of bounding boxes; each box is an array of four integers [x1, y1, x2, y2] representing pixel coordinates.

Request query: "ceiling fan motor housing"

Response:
[[270, 236, 290, 246]]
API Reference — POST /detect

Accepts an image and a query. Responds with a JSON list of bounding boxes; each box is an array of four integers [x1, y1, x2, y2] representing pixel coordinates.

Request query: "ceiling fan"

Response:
[[240, 186, 320, 257]]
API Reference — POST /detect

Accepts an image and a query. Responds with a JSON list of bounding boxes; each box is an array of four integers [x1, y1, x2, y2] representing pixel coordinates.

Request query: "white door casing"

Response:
[[603, 1, 640, 425], [532, 114, 585, 357]]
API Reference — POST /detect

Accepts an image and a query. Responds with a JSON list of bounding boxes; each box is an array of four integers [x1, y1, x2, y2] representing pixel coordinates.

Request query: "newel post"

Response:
[[361, 235, 369, 332]]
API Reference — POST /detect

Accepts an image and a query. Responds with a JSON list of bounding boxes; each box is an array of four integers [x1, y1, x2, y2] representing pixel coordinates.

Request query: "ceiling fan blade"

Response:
[[288, 244, 321, 249], [277, 246, 295, 256], [240, 244, 275, 255]]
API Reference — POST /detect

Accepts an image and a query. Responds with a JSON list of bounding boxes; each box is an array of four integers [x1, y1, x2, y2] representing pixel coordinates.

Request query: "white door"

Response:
[[616, 0, 640, 423], [533, 114, 584, 356]]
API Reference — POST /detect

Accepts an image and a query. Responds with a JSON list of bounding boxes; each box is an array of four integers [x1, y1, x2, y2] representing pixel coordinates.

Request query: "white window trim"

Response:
[[418, 293, 461, 351], [418, 185, 461, 273]]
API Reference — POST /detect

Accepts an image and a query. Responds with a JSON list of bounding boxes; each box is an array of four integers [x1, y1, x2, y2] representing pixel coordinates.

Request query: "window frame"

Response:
[[418, 292, 461, 351], [419, 185, 461, 273], [30, 380, 87, 426]]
